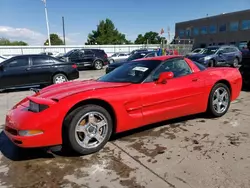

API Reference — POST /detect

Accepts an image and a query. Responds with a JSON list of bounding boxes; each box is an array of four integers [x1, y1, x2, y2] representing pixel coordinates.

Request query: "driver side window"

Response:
[[152, 59, 192, 80]]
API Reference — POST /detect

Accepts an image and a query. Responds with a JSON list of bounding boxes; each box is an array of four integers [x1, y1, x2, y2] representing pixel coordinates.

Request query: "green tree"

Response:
[[134, 31, 165, 44], [11, 41, 28, 46], [44, 33, 64, 45], [0, 38, 28, 46], [85, 19, 130, 45]]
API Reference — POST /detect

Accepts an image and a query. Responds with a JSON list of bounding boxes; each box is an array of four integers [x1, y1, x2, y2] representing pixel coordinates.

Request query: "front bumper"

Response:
[[4, 103, 62, 148]]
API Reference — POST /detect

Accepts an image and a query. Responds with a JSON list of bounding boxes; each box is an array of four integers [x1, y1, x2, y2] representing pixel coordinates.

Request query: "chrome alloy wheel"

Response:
[[55, 75, 67, 83], [75, 111, 108, 149], [212, 87, 229, 114], [95, 61, 102, 70]]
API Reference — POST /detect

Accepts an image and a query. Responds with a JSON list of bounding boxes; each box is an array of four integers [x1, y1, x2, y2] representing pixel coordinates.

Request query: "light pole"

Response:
[[42, 0, 51, 46]]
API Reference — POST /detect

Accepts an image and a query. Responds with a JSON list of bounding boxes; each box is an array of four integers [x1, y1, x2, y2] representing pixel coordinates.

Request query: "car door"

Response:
[[216, 48, 227, 65], [0, 56, 30, 89], [69, 51, 80, 63], [28, 56, 54, 84], [141, 58, 205, 124], [223, 47, 235, 64], [81, 50, 95, 66]]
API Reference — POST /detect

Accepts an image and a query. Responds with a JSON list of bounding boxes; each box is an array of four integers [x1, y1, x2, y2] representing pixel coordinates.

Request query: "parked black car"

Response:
[[58, 49, 108, 70], [106, 51, 158, 74], [0, 54, 79, 91], [239, 49, 250, 88]]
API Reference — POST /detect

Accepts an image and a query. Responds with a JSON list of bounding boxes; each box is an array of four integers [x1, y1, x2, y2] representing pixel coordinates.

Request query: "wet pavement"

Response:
[[1, 69, 250, 188]]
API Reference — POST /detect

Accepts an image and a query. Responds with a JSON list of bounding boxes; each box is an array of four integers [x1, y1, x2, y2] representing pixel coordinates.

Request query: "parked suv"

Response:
[[59, 49, 108, 70], [0, 55, 79, 91], [186, 45, 242, 67]]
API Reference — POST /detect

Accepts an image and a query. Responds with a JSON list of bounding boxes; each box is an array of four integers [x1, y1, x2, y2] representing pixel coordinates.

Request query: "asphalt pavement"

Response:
[[0, 68, 250, 188]]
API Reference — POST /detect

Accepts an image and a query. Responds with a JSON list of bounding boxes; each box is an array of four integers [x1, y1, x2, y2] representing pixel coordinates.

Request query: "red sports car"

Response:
[[4, 56, 242, 155]]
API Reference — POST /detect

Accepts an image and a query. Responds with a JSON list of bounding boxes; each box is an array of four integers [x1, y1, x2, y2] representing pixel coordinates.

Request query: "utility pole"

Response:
[[42, 0, 51, 46], [62, 16, 66, 45]]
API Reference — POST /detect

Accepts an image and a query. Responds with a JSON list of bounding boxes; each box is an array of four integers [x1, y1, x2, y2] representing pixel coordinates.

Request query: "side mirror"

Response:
[[0, 65, 4, 71], [156, 72, 174, 84]]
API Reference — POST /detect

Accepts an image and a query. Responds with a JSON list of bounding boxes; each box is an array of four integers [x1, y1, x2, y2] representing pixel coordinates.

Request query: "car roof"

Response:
[[136, 55, 184, 61], [9, 54, 50, 58]]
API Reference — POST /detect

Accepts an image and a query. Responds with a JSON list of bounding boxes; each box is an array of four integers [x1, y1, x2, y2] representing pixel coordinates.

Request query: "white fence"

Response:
[[0, 44, 160, 57]]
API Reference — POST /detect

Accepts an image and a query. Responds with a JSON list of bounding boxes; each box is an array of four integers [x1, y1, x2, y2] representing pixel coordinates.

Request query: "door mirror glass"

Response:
[[156, 72, 174, 84]]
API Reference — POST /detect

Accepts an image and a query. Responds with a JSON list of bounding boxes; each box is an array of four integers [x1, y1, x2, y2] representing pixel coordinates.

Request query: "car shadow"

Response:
[[241, 85, 250, 92], [0, 113, 216, 161], [110, 113, 209, 141], [0, 86, 41, 94], [0, 131, 55, 161]]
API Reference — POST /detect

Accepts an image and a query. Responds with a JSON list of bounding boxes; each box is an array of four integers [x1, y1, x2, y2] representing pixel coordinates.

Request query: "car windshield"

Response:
[[200, 47, 219, 55], [111, 53, 118, 57], [98, 60, 161, 83], [64, 50, 77, 57], [127, 52, 147, 61]]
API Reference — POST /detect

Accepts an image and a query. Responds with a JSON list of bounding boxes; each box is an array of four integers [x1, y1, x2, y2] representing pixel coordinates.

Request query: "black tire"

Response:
[[208, 59, 215, 67], [232, 58, 239, 68], [93, 60, 103, 70], [52, 73, 68, 84], [62, 105, 113, 155], [207, 83, 231, 117]]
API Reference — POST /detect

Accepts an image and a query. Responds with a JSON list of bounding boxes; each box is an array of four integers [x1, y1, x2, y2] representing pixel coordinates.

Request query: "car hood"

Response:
[[36, 80, 131, 100]]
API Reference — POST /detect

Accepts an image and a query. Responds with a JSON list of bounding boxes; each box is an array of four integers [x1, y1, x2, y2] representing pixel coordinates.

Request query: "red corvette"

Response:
[[4, 55, 242, 155]]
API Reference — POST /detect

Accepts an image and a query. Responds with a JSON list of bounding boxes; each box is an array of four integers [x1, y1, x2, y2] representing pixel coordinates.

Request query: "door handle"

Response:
[[192, 78, 199, 82], [26, 67, 31, 71]]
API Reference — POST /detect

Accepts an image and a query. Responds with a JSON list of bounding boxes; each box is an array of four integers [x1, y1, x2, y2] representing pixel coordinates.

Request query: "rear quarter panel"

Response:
[[202, 67, 242, 103]]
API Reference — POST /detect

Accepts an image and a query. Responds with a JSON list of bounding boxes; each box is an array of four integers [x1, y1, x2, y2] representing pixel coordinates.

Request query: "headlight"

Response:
[[204, 56, 211, 61], [19, 130, 43, 136], [29, 100, 49, 113]]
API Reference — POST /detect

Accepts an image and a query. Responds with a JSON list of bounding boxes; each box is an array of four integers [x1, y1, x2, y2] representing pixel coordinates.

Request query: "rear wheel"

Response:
[[207, 83, 231, 117], [94, 60, 103, 70], [62, 105, 113, 155], [53, 73, 68, 84]]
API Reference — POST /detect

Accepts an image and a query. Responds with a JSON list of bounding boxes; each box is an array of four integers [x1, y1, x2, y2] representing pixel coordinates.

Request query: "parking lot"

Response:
[[0, 68, 250, 188]]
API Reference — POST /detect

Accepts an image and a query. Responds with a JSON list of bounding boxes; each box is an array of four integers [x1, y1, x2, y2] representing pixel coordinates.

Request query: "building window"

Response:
[[179, 30, 184, 37], [200, 26, 207, 34], [230, 22, 239, 31], [186, 29, 191, 37], [219, 24, 227, 32], [209, 25, 217, 33], [193, 28, 199, 35], [241, 20, 250, 30]]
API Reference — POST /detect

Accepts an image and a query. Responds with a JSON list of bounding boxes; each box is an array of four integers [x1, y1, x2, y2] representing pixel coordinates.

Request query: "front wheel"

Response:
[[207, 83, 231, 117], [63, 105, 113, 155]]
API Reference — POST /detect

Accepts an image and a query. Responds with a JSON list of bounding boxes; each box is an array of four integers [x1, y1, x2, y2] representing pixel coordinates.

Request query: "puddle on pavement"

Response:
[[0, 130, 145, 188]]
